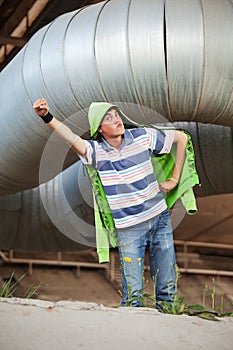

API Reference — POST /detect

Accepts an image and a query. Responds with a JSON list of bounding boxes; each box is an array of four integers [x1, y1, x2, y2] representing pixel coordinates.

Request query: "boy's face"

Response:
[[98, 108, 124, 138]]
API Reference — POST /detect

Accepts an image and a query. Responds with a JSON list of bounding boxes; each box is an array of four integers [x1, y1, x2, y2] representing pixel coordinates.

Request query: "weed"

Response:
[[0, 272, 43, 299], [118, 266, 233, 321], [118, 279, 156, 307]]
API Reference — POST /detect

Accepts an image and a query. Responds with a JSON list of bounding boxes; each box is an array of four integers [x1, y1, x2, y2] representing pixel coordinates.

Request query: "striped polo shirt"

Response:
[[81, 128, 174, 229]]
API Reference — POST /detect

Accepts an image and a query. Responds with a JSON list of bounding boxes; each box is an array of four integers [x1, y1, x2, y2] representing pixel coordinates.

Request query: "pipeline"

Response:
[[0, 0, 232, 251], [0, 0, 232, 196], [0, 122, 232, 251]]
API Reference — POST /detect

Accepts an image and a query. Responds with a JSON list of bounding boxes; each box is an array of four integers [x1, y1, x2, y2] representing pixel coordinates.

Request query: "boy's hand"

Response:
[[159, 179, 178, 193], [33, 98, 49, 117]]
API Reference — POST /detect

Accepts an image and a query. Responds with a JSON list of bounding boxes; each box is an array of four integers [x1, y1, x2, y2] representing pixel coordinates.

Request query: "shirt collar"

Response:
[[99, 129, 134, 151]]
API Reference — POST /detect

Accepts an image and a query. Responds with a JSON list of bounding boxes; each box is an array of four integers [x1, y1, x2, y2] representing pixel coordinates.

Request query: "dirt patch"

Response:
[[0, 264, 121, 306]]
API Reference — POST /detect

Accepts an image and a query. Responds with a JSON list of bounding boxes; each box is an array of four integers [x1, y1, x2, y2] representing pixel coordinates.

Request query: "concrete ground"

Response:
[[0, 297, 233, 350], [0, 193, 232, 350]]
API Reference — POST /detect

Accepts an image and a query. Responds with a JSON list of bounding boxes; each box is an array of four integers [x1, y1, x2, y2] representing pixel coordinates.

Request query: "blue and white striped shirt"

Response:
[[81, 128, 174, 228]]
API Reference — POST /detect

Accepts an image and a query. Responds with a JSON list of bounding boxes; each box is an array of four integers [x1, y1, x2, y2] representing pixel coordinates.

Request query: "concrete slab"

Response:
[[0, 298, 232, 350]]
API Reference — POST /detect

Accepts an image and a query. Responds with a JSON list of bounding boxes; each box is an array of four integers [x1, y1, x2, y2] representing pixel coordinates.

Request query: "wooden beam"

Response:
[[0, 0, 36, 35], [0, 35, 27, 47]]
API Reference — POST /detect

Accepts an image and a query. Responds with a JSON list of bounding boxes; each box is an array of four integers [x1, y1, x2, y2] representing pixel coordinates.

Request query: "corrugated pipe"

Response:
[[0, 0, 232, 196], [0, 0, 232, 251], [0, 122, 232, 251]]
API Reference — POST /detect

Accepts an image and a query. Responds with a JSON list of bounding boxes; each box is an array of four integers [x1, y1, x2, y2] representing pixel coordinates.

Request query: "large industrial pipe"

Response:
[[0, 122, 232, 251], [0, 0, 232, 196], [0, 0, 232, 251]]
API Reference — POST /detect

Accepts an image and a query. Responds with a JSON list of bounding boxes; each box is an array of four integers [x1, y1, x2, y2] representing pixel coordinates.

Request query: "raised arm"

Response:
[[33, 98, 87, 156], [159, 130, 188, 193]]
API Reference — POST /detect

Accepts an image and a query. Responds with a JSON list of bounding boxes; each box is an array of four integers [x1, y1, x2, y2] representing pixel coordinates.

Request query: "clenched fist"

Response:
[[33, 98, 49, 117]]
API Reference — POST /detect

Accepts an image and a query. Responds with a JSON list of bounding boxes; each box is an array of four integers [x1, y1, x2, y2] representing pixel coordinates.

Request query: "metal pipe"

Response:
[[0, 0, 232, 253], [0, 122, 232, 252], [175, 241, 233, 250], [0, 250, 108, 272], [175, 268, 233, 277], [0, 0, 232, 196]]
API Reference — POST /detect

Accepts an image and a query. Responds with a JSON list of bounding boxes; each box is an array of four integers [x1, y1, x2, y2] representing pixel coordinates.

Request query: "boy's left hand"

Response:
[[159, 179, 177, 193]]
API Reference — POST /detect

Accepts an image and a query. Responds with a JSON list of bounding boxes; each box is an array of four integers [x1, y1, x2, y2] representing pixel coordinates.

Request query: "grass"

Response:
[[118, 268, 233, 321], [0, 272, 43, 299], [1, 268, 232, 321]]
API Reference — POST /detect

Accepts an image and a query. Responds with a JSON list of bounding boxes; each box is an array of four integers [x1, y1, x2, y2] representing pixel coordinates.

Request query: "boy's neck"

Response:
[[103, 135, 124, 151]]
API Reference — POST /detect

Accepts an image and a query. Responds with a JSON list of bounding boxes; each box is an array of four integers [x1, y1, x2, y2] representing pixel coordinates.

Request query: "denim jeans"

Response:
[[117, 209, 176, 308]]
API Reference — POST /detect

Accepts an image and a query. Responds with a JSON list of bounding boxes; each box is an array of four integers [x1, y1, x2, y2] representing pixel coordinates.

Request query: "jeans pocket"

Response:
[[159, 209, 171, 227]]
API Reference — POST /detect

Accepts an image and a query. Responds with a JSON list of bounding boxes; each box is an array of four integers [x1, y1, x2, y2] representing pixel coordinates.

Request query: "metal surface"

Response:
[[0, 161, 95, 251], [0, 0, 232, 195], [165, 0, 204, 119], [0, 0, 103, 71], [0, 122, 232, 251], [0, 0, 232, 251], [127, 0, 170, 119], [197, 0, 233, 125]]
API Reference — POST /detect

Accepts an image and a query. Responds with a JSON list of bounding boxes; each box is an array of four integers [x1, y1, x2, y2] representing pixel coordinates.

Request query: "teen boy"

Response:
[[33, 98, 188, 308]]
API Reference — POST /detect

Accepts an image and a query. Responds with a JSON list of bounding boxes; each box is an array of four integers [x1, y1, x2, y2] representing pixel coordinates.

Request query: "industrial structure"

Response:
[[0, 1, 232, 291]]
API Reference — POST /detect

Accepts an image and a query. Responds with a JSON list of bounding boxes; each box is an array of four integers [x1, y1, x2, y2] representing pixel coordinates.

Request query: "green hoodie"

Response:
[[88, 102, 139, 138], [86, 102, 199, 263]]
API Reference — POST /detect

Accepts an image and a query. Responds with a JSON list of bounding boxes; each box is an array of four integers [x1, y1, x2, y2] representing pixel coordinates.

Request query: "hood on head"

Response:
[[88, 102, 138, 139]]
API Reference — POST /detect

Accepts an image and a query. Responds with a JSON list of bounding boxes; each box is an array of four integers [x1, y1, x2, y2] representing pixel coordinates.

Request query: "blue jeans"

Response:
[[117, 209, 176, 308]]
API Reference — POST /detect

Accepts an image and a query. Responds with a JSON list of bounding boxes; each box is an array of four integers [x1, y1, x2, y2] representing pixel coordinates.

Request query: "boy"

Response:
[[33, 98, 188, 308]]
